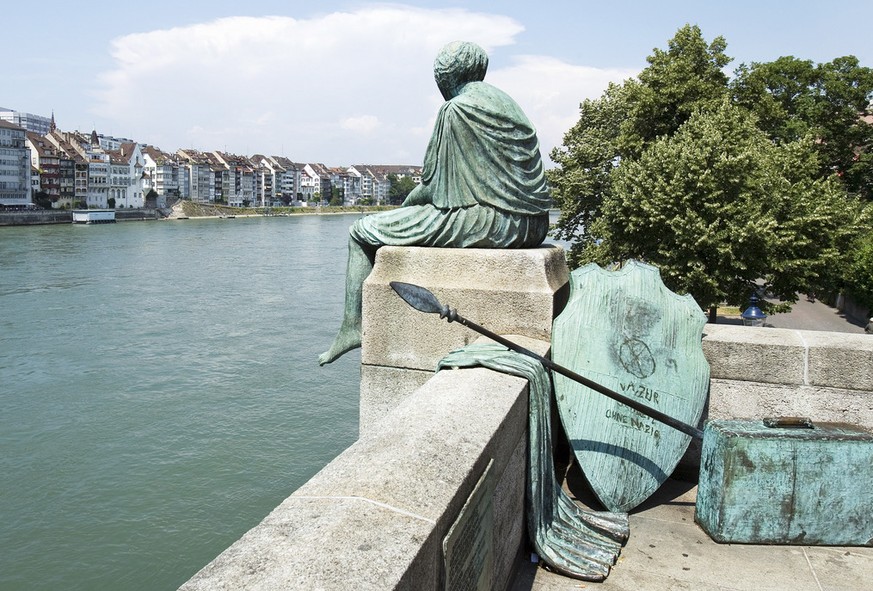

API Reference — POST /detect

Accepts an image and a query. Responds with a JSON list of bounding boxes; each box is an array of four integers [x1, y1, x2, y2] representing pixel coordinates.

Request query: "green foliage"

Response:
[[550, 25, 871, 316], [732, 55, 873, 198], [620, 24, 731, 157], [601, 101, 861, 311], [33, 191, 53, 210], [844, 207, 873, 310], [548, 83, 627, 258], [387, 174, 418, 205]]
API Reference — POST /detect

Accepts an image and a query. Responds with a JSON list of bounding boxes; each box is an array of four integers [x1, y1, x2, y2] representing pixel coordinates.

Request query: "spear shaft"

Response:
[[390, 281, 704, 440]]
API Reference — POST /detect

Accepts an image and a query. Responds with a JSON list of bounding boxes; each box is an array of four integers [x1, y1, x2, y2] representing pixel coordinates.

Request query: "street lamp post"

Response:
[[741, 294, 767, 327]]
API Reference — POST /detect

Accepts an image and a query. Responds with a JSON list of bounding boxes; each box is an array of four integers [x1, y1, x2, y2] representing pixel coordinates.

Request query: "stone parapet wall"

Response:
[[702, 324, 873, 425], [179, 339, 545, 591], [360, 245, 569, 435], [675, 324, 873, 476]]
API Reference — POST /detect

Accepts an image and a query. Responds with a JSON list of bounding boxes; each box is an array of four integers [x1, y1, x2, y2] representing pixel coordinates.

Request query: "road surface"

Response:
[[721, 295, 868, 333]]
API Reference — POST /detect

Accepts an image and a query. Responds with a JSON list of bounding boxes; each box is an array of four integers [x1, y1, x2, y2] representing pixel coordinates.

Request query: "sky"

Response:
[[4, 1, 872, 167]]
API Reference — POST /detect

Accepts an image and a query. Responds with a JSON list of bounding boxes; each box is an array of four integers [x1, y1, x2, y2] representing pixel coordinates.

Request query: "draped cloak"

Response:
[[351, 81, 552, 249]]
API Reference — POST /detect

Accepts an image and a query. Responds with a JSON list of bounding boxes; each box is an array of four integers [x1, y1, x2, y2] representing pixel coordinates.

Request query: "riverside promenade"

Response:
[[513, 297, 872, 591]]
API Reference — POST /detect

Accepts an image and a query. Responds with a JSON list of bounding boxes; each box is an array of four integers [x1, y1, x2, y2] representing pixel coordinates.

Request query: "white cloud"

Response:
[[340, 115, 380, 134], [488, 56, 636, 162], [93, 5, 633, 166]]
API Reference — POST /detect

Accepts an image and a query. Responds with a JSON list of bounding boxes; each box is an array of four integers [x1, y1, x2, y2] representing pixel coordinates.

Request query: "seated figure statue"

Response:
[[319, 40, 552, 365]]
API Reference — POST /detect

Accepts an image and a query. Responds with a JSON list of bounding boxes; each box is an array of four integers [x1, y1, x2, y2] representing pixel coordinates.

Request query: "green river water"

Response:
[[0, 215, 363, 590]]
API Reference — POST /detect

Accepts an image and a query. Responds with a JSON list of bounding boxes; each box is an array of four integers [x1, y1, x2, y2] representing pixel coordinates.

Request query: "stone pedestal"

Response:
[[359, 245, 569, 434]]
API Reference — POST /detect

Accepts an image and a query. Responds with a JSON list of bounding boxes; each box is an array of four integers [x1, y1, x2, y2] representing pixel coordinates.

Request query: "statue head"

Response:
[[434, 41, 489, 100]]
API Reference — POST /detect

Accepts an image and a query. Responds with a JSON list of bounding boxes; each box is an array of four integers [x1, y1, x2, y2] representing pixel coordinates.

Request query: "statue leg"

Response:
[[318, 236, 376, 365]]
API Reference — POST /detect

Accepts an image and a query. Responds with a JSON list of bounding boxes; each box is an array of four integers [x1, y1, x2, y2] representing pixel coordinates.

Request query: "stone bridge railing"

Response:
[[180, 247, 872, 590]]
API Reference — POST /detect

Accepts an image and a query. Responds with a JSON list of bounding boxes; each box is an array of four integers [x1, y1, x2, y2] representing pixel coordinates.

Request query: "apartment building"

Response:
[[142, 146, 181, 203], [348, 164, 421, 205], [176, 149, 216, 203], [212, 151, 255, 207], [26, 132, 61, 201], [0, 120, 32, 206], [0, 108, 52, 135], [107, 143, 144, 208]]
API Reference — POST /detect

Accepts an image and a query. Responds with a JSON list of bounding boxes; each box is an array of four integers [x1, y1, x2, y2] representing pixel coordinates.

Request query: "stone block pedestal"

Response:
[[359, 245, 569, 434]]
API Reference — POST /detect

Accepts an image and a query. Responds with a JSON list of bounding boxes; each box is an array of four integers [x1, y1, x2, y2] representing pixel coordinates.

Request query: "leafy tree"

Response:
[[732, 55, 873, 198], [387, 174, 417, 205], [550, 25, 734, 261], [32, 190, 52, 210], [550, 25, 869, 319], [597, 101, 862, 319], [844, 207, 873, 310], [549, 83, 628, 255], [619, 24, 731, 157]]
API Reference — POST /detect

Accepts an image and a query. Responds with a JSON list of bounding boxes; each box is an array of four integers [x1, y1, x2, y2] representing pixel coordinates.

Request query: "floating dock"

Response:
[[72, 210, 116, 224]]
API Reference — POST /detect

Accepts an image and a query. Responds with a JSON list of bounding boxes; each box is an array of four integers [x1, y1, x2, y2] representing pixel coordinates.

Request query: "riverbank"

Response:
[[0, 202, 396, 226], [0, 208, 162, 226], [166, 200, 396, 220]]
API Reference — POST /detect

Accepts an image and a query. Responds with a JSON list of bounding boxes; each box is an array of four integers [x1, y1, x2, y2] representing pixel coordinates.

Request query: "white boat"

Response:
[[72, 210, 116, 224]]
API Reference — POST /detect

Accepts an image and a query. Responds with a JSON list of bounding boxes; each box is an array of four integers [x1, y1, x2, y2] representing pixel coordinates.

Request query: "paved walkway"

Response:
[[721, 295, 868, 333], [511, 475, 872, 591], [767, 295, 867, 333], [512, 296, 871, 590]]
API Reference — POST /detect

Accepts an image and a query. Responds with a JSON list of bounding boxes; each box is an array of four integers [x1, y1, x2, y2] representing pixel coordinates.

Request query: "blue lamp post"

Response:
[[741, 294, 767, 327]]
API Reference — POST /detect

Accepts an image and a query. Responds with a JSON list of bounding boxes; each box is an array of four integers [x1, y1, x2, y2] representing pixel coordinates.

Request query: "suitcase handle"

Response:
[[763, 416, 814, 429]]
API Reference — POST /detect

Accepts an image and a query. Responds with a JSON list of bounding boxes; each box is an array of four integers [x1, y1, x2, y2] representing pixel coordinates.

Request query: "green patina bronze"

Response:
[[552, 261, 710, 512], [437, 344, 629, 582], [318, 41, 551, 365], [696, 419, 873, 545]]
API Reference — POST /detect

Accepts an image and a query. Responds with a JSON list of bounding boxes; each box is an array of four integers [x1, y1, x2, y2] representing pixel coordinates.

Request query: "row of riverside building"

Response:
[[0, 108, 422, 210]]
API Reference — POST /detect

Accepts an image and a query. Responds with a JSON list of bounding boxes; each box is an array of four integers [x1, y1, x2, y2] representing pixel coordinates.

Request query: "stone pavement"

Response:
[[511, 471, 872, 591]]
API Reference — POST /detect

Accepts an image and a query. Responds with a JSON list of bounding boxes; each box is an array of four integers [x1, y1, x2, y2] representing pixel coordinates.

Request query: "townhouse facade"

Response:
[[107, 142, 145, 208], [142, 145, 181, 204], [26, 132, 62, 202], [6, 108, 423, 211]]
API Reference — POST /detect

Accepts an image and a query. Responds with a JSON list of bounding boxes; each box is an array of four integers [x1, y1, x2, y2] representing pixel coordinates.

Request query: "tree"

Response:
[[732, 55, 873, 198], [331, 186, 345, 206], [32, 190, 52, 210], [549, 25, 734, 263], [844, 206, 873, 310], [619, 24, 731, 157], [387, 174, 417, 205], [549, 25, 868, 319], [596, 100, 862, 319]]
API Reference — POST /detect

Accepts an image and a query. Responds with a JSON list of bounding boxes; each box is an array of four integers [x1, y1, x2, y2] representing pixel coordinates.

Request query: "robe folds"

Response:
[[351, 81, 551, 250]]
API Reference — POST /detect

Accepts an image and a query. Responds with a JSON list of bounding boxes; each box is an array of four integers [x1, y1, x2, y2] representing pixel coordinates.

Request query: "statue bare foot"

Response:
[[318, 323, 362, 365]]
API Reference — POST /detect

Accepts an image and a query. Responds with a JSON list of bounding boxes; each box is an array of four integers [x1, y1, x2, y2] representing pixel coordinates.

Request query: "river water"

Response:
[[0, 215, 363, 590]]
